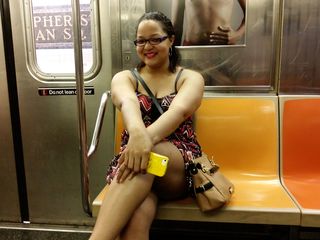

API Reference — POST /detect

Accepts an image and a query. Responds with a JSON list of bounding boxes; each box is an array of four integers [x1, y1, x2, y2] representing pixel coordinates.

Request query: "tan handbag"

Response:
[[188, 153, 235, 212]]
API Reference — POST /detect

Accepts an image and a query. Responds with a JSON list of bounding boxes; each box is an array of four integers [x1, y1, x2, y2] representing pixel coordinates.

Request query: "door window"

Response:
[[25, 0, 100, 81]]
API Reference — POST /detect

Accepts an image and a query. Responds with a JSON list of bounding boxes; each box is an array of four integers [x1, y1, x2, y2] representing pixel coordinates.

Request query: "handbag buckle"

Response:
[[188, 161, 198, 175]]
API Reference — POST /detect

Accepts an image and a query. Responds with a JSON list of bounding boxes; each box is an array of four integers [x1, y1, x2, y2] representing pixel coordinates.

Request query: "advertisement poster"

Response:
[[148, 0, 246, 48]]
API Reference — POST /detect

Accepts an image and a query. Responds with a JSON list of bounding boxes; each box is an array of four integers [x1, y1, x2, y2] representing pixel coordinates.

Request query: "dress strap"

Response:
[[132, 70, 139, 91], [174, 68, 184, 93], [130, 68, 164, 115]]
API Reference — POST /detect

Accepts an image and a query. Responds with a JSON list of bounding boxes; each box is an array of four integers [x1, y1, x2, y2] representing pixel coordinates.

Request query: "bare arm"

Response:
[[215, 0, 246, 45], [229, 0, 246, 44], [111, 71, 144, 135], [111, 70, 153, 181], [236, 0, 246, 34], [147, 69, 204, 144]]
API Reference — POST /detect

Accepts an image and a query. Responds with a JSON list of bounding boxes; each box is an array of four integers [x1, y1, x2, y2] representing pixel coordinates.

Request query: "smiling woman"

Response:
[[89, 11, 204, 240]]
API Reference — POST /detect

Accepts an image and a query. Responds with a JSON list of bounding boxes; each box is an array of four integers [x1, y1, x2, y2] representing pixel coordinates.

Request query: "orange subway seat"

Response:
[[281, 98, 320, 227], [93, 97, 300, 225], [195, 98, 297, 211], [114, 110, 123, 153], [196, 98, 278, 176]]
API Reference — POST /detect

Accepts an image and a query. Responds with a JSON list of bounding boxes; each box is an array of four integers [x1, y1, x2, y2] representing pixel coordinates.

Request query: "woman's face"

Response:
[[136, 20, 173, 69]]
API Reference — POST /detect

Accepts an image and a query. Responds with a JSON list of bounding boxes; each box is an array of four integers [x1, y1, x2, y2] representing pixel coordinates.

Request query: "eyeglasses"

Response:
[[134, 36, 168, 46]]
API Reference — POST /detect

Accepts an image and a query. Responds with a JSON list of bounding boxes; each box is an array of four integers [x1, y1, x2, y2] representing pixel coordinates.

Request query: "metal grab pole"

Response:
[[71, 0, 91, 215]]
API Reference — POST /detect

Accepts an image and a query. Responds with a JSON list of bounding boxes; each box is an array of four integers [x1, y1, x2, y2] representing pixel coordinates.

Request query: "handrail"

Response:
[[88, 91, 111, 158], [71, 0, 91, 215]]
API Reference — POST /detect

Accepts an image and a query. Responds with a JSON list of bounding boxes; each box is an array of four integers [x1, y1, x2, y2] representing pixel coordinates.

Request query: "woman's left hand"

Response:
[[116, 127, 153, 183]]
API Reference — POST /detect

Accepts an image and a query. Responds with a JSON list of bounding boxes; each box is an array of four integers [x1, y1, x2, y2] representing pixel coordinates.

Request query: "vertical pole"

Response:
[[71, 0, 91, 215]]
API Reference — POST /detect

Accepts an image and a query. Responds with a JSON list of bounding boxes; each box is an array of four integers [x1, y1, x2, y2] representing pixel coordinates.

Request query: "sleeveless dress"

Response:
[[106, 69, 202, 194]]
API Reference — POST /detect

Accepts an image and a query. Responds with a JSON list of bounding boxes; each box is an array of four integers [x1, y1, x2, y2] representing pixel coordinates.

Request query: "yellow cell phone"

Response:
[[147, 152, 169, 177]]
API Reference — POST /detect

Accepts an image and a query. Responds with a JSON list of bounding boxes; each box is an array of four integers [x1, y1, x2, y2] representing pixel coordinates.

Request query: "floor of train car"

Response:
[[1, 221, 320, 240]]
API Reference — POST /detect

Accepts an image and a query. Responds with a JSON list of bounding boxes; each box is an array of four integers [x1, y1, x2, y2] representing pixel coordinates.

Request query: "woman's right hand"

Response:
[[116, 127, 153, 183]]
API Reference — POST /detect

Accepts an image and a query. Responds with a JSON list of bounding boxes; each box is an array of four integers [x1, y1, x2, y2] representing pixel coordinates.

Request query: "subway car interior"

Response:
[[1, 0, 320, 239]]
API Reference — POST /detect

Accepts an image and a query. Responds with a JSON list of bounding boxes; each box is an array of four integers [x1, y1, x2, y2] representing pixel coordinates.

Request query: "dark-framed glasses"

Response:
[[134, 36, 168, 46]]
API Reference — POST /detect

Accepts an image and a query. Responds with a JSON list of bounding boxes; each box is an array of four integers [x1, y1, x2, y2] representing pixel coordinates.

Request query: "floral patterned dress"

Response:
[[106, 70, 202, 193]]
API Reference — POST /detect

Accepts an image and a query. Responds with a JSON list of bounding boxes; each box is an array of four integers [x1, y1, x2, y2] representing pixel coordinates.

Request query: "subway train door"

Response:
[[0, 7, 20, 222], [7, 0, 115, 224]]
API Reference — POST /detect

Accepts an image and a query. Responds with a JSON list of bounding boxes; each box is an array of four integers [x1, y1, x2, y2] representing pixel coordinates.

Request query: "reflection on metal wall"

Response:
[[118, 0, 280, 92], [280, 0, 320, 94], [120, 0, 145, 71]]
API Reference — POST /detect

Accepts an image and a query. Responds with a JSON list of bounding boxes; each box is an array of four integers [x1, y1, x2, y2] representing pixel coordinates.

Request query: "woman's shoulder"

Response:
[[112, 70, 136, 84], [179, 68, 204, 83], [180, 68, 203, 78], [111, 70, 137, 89], [175, 67, 204, 92], [113, 69, 132, 79]]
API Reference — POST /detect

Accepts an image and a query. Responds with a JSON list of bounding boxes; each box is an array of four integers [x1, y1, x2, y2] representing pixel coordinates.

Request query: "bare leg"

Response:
[[120, 192, 158, 240], [89, 173, 155, 240], [89, 141, 187, 240], [152, 142, 188, 200], [119, 142, 187, 240]]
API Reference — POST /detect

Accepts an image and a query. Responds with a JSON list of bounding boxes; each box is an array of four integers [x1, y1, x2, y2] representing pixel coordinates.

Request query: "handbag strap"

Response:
[[195, 182, 214, 194], [131, 68, 164, 115]]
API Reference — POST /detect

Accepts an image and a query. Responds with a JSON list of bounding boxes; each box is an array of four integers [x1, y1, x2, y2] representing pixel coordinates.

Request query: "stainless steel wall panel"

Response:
[[9, 0, 115, 225], [120, 0, 146, 71], [280, 0, 320, 94]]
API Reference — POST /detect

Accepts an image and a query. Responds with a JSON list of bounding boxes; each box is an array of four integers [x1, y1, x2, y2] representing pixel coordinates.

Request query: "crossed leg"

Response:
[[89, 141, 187, 240], [119, 192, 157, 240]]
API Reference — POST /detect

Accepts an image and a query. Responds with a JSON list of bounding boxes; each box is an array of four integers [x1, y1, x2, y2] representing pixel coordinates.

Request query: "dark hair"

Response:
[[135, 11, 181, 73]]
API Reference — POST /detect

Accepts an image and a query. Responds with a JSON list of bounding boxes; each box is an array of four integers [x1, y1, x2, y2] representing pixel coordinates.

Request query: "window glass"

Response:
[[30, 0, 94, 76]]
